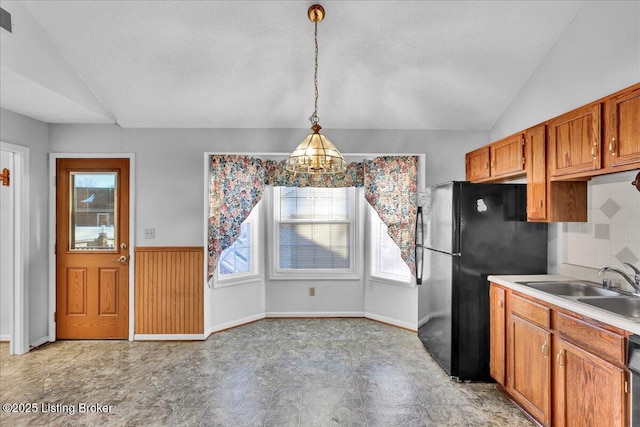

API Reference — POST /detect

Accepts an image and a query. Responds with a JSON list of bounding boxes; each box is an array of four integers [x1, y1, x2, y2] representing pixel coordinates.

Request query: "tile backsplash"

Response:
[[564, 170, 640, 272]]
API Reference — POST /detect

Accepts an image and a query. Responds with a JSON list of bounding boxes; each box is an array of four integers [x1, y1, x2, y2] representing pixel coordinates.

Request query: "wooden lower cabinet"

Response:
[[509, 314, 552, 425], [489, 283, 630, 427], [489, 284, 506, 386], [554, 337, 627, 427]]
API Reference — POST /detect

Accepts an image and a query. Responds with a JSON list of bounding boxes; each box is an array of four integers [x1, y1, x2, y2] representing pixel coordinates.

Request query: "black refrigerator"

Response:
[[417, 182, 548, 381]]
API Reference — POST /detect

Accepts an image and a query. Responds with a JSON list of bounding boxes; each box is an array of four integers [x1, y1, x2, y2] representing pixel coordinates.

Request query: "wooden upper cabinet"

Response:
[[465, 134, 525, 182], [465, 146, 490, 181], [548, 103, 601, 178], [491, 133, 525, 177], [526, 125, 547, 221], [526, 124, 587, 223], [604, 85, 640, 169]]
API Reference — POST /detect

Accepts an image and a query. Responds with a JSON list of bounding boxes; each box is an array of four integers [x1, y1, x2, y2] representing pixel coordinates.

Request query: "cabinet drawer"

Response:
[[555, 312, 625, 365], [510, 293, 550, 329]]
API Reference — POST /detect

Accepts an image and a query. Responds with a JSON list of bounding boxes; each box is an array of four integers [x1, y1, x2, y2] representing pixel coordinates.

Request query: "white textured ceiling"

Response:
[[3, 1, 586, 130]]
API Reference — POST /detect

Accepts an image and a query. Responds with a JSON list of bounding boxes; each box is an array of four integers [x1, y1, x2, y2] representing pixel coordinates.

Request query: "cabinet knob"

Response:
[[609, 138, 617, 156], [538, 199, 543, 209], [556, 351, 564, 367], [541, 342, 548, 358], [590, 145, 597, 158]]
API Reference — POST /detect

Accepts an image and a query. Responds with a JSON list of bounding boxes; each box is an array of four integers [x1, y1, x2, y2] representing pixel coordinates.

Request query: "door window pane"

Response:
[[70, 172, 117, 250]]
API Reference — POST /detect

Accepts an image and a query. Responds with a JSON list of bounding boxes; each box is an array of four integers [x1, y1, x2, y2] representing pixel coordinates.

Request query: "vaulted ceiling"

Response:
[[0, 1, 586, 130]]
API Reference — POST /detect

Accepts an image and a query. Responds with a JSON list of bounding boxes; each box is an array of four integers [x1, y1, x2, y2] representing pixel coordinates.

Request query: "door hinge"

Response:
[[522, 156, 526, 165], [1, 168, 9, 186], [54, 312, 57, 323], [625, 380, 630, 393], [54, 176, 57, 187]]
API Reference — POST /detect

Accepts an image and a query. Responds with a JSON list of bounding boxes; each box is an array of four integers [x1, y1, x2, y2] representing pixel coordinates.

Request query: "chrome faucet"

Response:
[[598, 262, 640, 293]]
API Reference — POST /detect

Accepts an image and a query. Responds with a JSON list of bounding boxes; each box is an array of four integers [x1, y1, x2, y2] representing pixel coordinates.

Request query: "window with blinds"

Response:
[[273, 187, 356, 277]]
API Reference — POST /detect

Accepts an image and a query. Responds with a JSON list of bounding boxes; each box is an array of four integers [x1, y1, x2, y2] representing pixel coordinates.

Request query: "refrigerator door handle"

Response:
[[415, 206, 424, 284]]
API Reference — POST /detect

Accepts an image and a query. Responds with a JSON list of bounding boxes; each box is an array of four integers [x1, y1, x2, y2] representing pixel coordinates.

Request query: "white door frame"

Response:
[[49, 153, 136, 341], [0, 141, 30, 355]]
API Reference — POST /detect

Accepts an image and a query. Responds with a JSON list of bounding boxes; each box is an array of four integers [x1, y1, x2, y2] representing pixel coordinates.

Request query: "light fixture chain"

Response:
[[310, 19, 319, 125]]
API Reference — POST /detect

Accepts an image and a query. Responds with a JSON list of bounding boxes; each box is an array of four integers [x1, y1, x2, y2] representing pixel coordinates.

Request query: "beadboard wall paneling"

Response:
[[134, 247, 204, 334]]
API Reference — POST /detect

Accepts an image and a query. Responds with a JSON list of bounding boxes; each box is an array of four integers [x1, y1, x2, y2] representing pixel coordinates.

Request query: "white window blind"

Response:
[[274, 187, 355, 275]]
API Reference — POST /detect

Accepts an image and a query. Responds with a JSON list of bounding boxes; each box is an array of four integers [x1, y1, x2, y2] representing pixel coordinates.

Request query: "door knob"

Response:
[[114, 255, 129, 263]]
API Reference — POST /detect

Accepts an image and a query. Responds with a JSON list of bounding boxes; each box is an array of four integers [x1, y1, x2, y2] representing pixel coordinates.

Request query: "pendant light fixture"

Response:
[[287, 4, 346, 175]]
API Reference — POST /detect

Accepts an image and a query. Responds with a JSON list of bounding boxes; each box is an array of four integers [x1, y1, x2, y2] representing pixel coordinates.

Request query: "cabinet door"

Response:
[[605, 86, 640, 168], [465, 146, 490, 181], [489, 284, 506, 386], [490, 133, 525, 177], [526, 125, 547, 221], [549, 104, 601, 177], [509, 314, 552, 425], [554, 338, 627, 427]]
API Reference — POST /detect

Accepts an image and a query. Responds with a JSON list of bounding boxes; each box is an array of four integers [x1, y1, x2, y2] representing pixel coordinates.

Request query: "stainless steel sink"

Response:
[[516, 281, 622, 297], [576, 296, 640, 320]]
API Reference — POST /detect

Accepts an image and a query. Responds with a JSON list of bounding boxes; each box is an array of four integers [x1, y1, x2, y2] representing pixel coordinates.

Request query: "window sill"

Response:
[[270, 270, 360, 281], [213, 275, 262, 289], [368, 275, 415, 288]]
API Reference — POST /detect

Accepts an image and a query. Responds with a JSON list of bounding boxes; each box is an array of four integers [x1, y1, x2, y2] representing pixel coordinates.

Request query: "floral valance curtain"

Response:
[[364, 156, 417, 274], [208, 155, 418, 280], [208, 156, 266, 279]]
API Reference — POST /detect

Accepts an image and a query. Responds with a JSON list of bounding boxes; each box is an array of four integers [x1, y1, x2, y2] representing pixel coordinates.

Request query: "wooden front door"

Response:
[[56, 158, 130, 339]]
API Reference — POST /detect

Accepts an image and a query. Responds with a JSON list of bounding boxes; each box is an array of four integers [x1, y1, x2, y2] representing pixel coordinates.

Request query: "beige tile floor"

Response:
[[0, 318, 533, 426]]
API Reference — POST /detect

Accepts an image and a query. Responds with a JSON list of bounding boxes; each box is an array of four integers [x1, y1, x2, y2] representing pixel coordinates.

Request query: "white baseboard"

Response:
[[205, 313, 266, 338], [134, 334, 205, 341], [0, 334, 10, 342], [265, 311, 364, 318], [365, 312, 417, 331], [418, 314, 430, 328], [29, 336, 50, 348]]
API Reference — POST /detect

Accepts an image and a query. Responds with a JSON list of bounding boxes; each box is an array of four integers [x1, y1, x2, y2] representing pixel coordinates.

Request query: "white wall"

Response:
[[0, 2, 113, 122], [0, 108, 49, 344], [490, 1, 640, 274], [491, 1, 640, 141], [50, 125, 486, 331]]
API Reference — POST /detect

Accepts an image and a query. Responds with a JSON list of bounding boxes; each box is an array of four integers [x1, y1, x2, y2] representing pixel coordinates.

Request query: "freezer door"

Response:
[[418, 248, 454, 377], [426, 182, 457, 254]]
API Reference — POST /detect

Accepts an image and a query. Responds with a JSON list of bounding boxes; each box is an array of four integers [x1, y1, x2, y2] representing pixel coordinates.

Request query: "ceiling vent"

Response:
[[0, 7, 12, 33]]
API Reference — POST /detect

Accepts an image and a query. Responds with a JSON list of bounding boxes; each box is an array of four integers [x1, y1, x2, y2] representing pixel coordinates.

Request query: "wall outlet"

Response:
[[309, 287, 315, 296], [144, 228, 155, 239]]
